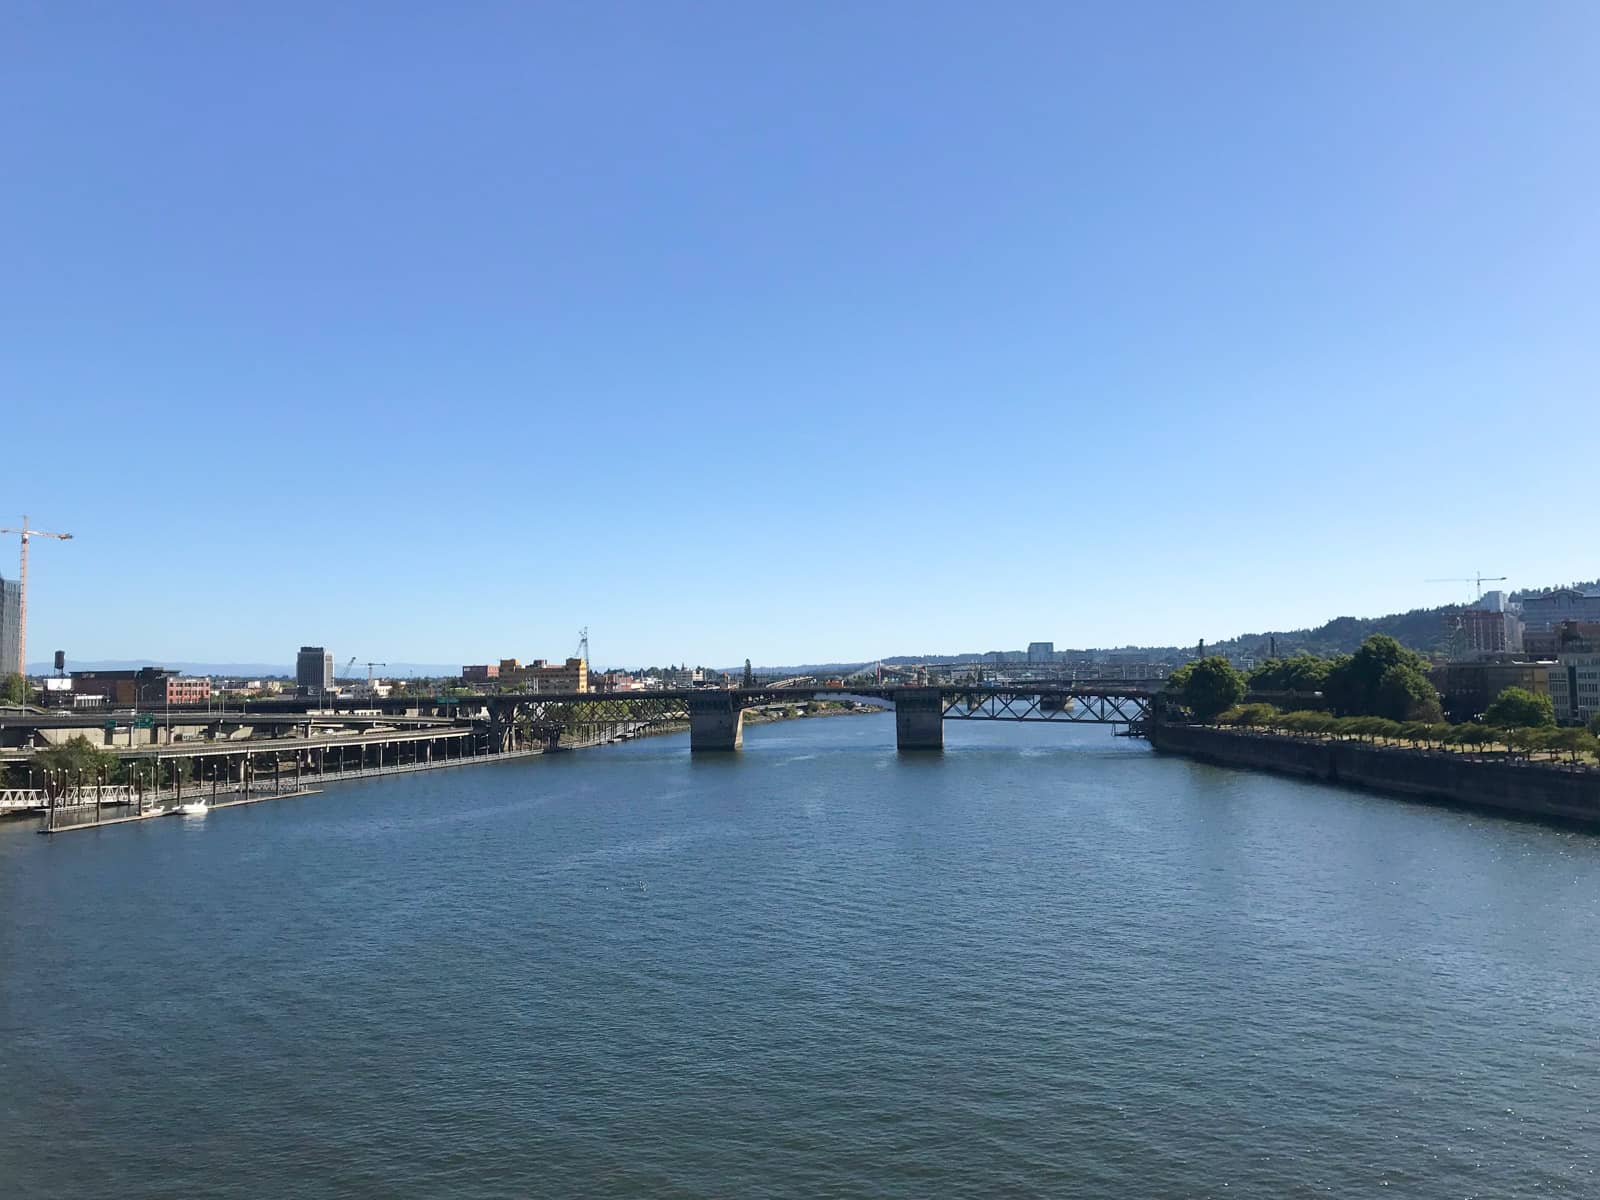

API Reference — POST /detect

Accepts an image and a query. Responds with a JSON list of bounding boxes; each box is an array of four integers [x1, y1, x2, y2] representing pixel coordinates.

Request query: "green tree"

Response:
[[1323, 635, 1432, 717], [1247, 653, 1332, 693], [1219, 702, 1279, 728], [1548, 727, 1599, 764], [34, 735, 121, 782], [1167, 656, 1248, 721], [1291, 711, 1336, 737], [1374, 663, 1443, 722], [0, 672, 29, 705], [1588, 714, 1600, 738], [1505, 726, 1553, 760], [1484, 687, 1556, 729], [1421, 723, 1453, 749]]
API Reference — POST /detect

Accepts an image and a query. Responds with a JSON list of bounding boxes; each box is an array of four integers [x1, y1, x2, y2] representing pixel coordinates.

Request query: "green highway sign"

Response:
[[135, 716, 155, 729], [104, 720, 117, 732]]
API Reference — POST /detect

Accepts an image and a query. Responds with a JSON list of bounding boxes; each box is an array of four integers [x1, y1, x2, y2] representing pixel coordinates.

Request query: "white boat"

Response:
[[177, 802, 209, 816]]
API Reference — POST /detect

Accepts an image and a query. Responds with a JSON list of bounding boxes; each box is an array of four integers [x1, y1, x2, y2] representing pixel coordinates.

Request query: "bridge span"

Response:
[[452, 681, 1165, 752], [3, 681, 1168, 767]]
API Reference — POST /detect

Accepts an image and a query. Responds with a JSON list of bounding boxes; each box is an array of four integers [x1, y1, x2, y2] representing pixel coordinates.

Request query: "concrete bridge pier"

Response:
[[895, 688, 945, 751], [689, 694, 745, 752], [483, 703, 519, 754]]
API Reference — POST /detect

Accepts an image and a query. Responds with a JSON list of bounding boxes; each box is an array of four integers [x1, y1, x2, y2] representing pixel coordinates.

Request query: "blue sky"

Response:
[[5, 2, 1597, 669]]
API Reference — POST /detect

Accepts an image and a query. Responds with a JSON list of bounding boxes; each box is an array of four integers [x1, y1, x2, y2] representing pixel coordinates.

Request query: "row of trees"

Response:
[[1247, 636, 1442, 721], [1215, 705, 1600, 763], [1171, 636, 1569, 729]]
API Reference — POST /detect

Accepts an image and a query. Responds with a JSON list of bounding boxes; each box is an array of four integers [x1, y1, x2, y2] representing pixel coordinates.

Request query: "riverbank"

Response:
[[1148, 721, 1600, 828], [740, 701, 876, 727], [23, 705, 875, 833]]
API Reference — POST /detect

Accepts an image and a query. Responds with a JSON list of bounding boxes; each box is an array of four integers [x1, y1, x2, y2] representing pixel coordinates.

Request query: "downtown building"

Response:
[[296, 646, 334, 693], [1449, 606, 1523, 658], [1548, 655, 1600, 725], [1520, 588, 1600, 633], [70, 668, 212, 706], [497, 657, 589, 693], [1544, 624, 1600, 724], [0, 574, 19, 678]]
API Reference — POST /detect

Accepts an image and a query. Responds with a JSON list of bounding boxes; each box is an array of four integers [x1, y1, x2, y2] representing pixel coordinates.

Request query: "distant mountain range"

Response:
[[743, 578, 1600, 673], [26, 660, 462, 679], [28, 579, 1599, 678]]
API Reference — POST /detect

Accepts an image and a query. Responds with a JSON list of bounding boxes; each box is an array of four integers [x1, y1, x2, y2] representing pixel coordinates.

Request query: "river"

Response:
[[2, 715, 1595, 1197]]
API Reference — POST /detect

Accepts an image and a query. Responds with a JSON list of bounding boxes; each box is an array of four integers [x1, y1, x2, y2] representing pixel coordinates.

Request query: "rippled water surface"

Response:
[[3, 716, 1597, 1197]]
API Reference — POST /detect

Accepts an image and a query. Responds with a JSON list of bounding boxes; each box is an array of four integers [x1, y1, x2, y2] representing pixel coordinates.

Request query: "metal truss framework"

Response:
[[479, 684, 1155, 749], [940, 690, 1152, 725], [484, 695, 694, 751]]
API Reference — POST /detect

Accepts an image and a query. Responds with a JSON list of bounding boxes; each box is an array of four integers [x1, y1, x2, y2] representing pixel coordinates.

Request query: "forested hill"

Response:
[[1212, 578, 1600, 660], [1205, 605, 1468, 660]]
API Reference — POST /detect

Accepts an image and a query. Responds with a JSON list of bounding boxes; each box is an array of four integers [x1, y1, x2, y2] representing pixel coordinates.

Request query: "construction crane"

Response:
[[342, 658, 387, 685], [0, 515, 73, 677], [1425, 573, 1507, 604], [574, 627, 590, 665]]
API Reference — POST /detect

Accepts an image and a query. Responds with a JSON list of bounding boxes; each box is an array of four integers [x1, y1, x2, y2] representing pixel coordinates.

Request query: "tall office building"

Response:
[[1027, 641, 1055, 663], [296, 645, 334, 692], [0, 574, 20, 677]]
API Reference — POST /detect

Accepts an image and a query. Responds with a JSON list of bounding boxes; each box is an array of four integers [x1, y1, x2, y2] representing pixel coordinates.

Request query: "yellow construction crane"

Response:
[[0, 515, 73, 677]]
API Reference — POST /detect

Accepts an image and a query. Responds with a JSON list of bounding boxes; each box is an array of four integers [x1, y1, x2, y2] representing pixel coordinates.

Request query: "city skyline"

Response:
[[14, 572, 1599, 680], [8, 3, 1600, 665]]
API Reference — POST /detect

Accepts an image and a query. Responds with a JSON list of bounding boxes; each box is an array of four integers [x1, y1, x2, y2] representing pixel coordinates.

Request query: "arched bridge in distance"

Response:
[[389, 681, 1170, 753]]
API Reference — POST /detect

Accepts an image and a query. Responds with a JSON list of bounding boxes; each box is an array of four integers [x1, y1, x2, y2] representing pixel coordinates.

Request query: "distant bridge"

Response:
[[4, 680, 1170, 762], [437, 681, 1166, 752]]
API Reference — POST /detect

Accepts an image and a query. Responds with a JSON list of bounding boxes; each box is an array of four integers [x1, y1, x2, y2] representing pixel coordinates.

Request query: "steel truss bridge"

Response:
[[450, 681, 1165, 753], [941, 688, 1155, 725], [4, 681, 1168, 764]]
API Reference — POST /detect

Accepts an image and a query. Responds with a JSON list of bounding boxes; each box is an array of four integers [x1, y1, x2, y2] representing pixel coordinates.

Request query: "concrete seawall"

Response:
[[1148, 722, 1600, 828]]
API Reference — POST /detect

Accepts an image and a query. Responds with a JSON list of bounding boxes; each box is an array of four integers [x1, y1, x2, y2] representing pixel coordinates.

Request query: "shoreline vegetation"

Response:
[[1203, 704, 1593, 771], [1205, 705, 1600, 769], [1155, 635, 1600, 824], [1165, 635, 1600, 767]]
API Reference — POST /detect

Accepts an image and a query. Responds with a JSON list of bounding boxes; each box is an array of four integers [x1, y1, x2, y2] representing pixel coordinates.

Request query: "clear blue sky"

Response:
[[5, 2, 1598, 669]]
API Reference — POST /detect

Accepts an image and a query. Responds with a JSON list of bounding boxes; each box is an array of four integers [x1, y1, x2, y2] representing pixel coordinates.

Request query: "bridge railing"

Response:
[[0, 788, 46, 811]]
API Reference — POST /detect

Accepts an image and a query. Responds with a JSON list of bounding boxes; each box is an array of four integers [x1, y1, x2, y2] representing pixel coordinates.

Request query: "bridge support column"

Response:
[[895, 688, 944, 751], [483, 700, 519, 754], [689, 694, 745, 752]]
